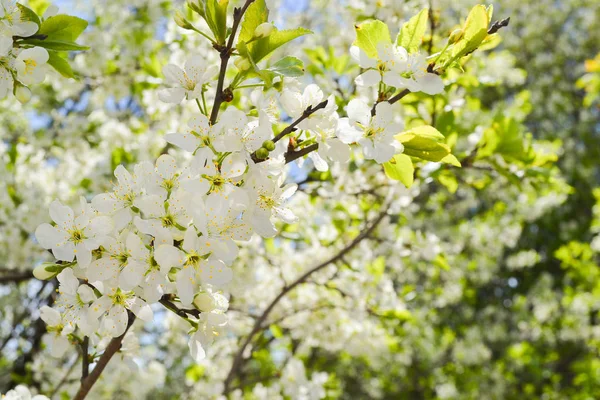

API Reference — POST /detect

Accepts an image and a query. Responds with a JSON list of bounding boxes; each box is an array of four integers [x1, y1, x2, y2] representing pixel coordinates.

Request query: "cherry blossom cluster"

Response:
[[0, 1, 58, 102], [33, 18, 447, 364]]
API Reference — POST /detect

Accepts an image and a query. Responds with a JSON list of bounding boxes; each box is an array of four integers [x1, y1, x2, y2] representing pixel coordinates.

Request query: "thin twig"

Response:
[[487, 17, 510, 34], [252, 100, 329, 163], [159, 295, 201, 319], [272, 100, 329, 144], [222, 205, 390, 393], [209, 0, 256, 125], [73, 313, 136, 400], [284, 143, 319, 164], [370, 88, 411, 116], [49, 354, 80, 398]]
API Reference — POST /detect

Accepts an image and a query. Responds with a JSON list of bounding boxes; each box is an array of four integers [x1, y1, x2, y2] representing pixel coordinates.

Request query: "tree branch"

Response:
[[222, 204, 390, 393], [0, 269, 34, 284], [209, 0, 256, 125], [73, 313, 136, 400], [488, 17, 510, 34], [272, 100, 329, 144], [159, 295, 201, 319], [80, 336, 89, 381], [252, 100, 329, 163], [283, 143, 319, 164]]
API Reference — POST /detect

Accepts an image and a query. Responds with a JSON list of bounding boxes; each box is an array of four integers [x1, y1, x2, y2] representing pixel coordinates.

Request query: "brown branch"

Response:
[[252, 100, 329, 163], [13, 34, 48, 41], [73, 313, 136, 400], [80, 336, 89, 381], [283, 143, 319, 164], [273, 100, 329, 144], [0, 270, 34, 284], [159, 295, 201, 318], [209, 0, 256, 125], [487, 17, 510, 34], [427, 0, 436, 54], [282, 88, 410, 164], [370, 89, 411, 116], [222, 204, 390, 393]]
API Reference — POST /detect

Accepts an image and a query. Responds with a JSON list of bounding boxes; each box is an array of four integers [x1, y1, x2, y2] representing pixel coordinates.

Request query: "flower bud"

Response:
[[254, 22, 274, 39], [15, 85, 31, 104], [33, 263, 58, 280], [234, 57, 251, 71], [262, 140, 276, 151], [449, 29, 464, 44], [187, 0, 205, 16], [193, 292, 216, 312], [174, 10, 195, 30], [256, 147, 270, 159]]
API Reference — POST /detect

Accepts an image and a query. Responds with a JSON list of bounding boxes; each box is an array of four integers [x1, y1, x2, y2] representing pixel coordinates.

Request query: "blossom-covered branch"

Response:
[[223, 203, 391, 392]]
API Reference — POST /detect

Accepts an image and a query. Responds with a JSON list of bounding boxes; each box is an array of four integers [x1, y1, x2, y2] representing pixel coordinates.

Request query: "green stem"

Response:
[[234, 83, 265, 90], [195, 98, 206, 115], [192, 27, 217, 44]]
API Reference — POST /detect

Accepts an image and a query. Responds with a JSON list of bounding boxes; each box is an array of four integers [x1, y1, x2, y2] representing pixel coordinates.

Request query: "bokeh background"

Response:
[[1, 0, 600, 398]]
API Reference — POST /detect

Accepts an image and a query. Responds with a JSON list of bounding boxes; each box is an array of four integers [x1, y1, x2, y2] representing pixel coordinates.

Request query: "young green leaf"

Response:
[[396, 132, 451, 162], [444, 5, 489, 66], [353, 20, 391, 58], [383, 154, 414, 188], [402, 125, 446, 142], [247, 27, 311, 63], [238, 0, 269, 45], [266, 57, 304, 77], [392, 126, 452, 162], [205, 0, 229, 45], [441, 154, 462, 167], [39, 15, 88, 41], [396, 8, 429, 53], [27, 0, 51, 15], [47, 51, 75, 78]]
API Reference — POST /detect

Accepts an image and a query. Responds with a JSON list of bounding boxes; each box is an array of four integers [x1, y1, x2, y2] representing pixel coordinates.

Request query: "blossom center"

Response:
[[24, 59, 37, 75], [69, 229, 86, 244]]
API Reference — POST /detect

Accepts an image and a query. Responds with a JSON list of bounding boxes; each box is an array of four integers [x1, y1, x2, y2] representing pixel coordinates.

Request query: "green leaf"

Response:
[[270, 324, 283, 338], [393, 125, 458, 162], [47, 51, 75, 78], [403, 125, 446, 142], [447, 5, 489, 64], [397, 134, 451, 162], [266, 56, 304, 77], [367, 256, 386, 282], [205, 0, 229, 44], [383, 154, 414, 188], [28, 0, 51, 15], [353, 20, 391, 58], [441, 154, 461, 167], [433, 255, 451, 271], [396, 8, 429, 53], [238, 0, 269, 45], [437, 170, 458, 193], [247, 27, 311, 63], [18, 39, 89, 51], [39, 15, 88, 41], [185, 365, 205, 383], [486, 4, 494, 21], [17, 4, 40, 27], [477, 116, 535, 163]]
